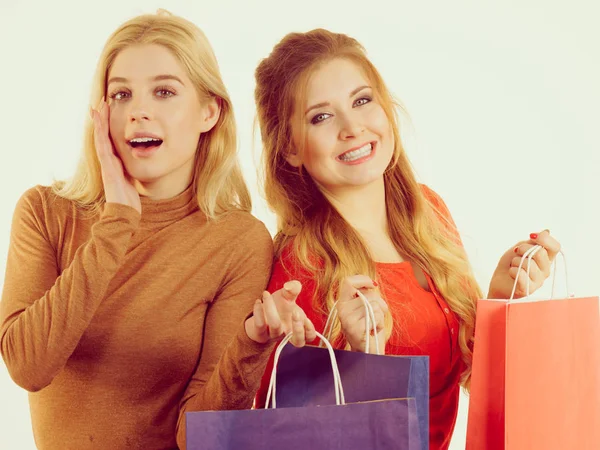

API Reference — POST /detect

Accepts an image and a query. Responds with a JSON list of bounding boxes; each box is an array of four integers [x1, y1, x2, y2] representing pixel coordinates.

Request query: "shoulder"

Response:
[[217, 211, 271, 240], [419, 184, 455, 223], [419, 184, 448, 210], [13, 185, 75, 226], [213, 211, 274, 255]]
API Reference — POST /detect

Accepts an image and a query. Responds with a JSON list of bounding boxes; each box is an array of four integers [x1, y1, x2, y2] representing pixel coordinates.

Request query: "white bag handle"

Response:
[[264, 331, 346, 409], [509, 245, 571, 301], [321, 289, 381, 355]]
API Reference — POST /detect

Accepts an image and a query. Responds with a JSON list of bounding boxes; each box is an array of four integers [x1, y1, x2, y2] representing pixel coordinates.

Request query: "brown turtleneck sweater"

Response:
[[0, 185, 275, 449]]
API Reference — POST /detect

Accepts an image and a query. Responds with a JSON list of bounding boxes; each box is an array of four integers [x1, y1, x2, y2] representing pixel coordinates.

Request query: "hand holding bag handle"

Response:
[[509, 245, 572, 301], [321, 290, 381, 355]]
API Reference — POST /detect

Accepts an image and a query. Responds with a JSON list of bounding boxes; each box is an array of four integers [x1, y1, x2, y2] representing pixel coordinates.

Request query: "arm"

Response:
[[176, 221, 275, 449], [0, 188, 140, 391]]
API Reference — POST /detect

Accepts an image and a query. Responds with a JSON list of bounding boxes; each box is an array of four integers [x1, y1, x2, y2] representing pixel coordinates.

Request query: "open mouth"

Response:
[[338, 142, 375, 163], [128, 137, 163, 151]]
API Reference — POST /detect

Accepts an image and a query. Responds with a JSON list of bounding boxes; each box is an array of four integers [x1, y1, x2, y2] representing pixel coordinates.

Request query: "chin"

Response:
[[124, 165, 165, 184]]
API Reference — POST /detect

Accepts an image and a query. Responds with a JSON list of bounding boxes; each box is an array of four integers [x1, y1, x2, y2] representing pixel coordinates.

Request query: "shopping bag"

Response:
[[186, 332, 422, 450], [466, 246, 600, 449], [273, 289, 429, 450]]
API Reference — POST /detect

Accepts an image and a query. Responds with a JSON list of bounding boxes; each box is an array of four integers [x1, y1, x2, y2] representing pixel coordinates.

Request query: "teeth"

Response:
[[339, 143, 373, 161], [129, 137, 161, 143]]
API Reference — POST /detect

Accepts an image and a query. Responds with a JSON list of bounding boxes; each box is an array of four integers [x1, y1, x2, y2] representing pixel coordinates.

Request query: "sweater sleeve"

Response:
[[176, 220, 276, 449], [0, 187, 140, 392]]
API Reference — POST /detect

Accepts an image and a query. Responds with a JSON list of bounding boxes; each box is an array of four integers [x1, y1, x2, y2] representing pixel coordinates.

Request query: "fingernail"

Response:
[[262, 292, 269, 301], [255, 299, 262, 306], [373, 281, 379, 287], [89, 107, 94, 120], [292, 309, 301, 321], [283, 281, 293, 291], [530, 233, 538, 239], [514, 247, 519, 253]]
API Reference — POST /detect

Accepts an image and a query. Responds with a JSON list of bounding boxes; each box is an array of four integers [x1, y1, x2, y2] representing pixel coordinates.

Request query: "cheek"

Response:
[[159, 111, 200, 152], [370, 107, 390, 135], [305, 128, 336, 166]]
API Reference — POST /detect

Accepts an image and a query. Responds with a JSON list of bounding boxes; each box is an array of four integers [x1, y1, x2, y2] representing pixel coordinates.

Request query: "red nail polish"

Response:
[[530, 233, 538, 239], [514, 247, 519, 253], [373, 281, 379, 287]]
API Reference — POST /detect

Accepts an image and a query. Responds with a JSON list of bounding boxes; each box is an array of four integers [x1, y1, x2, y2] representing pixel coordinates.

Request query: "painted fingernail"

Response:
[[530, 233, 538, 239], [373, 281, 379, 287], [514, 247, 519, 253]]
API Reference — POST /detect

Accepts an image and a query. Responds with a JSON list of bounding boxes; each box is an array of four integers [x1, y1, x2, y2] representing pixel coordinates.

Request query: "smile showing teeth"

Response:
[[128, 137, 163, 149], [339, 143, 373, 162]]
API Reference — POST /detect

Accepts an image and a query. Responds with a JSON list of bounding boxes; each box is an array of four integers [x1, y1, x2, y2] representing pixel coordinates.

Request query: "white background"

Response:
[[1, 0, 598, 448]]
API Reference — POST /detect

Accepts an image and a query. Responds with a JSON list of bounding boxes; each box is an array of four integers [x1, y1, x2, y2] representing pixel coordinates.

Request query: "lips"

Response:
[[338, 142, 375, 163], [127, 137, 163, 149]]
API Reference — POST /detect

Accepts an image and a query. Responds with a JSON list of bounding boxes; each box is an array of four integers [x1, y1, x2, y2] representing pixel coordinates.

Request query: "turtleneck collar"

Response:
[[138, 183, 199, 223]]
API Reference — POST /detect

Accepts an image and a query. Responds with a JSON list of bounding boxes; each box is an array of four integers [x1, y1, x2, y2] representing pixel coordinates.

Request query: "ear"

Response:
[[198, 96, 221, 133], [285, 150, 302, 168]]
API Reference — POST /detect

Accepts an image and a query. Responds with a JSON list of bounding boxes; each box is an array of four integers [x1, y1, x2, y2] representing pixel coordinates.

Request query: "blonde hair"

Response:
[[53, 9, 250, 218], [255, 29, 482, 388]]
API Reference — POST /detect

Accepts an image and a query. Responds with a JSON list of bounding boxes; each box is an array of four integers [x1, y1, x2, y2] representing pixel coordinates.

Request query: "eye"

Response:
[[108, 90, 130, 101], [354, 97, 371, 107], [310, 113, 331, 125], [156, 88, 176, 98]]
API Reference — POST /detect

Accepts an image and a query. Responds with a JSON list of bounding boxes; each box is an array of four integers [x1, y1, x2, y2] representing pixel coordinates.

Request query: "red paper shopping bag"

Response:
[[466, 247, 600, 450]]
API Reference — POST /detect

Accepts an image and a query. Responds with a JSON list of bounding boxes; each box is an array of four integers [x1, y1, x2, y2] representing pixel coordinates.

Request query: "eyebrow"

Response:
[[107, 74, 185, 86], [304, 85, 371, 115]]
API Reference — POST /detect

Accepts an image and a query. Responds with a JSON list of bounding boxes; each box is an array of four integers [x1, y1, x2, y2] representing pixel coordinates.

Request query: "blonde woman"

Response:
[[252, 29, 560, 449], [0, 11, 315, 450]]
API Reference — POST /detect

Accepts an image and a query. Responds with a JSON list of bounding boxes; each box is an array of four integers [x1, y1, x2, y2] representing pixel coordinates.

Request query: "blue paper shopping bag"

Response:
[[186, 332, 422, 450], [270, 290, 429, 450], [274, 345, 429, 450]]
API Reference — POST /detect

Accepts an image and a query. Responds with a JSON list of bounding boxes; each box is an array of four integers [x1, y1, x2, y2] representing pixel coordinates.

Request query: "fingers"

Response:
[[510, 254, 541, 281], [91, 98, 113, 167], [270, 280, 302, 309], [261, 291, 283, 338], [304, 313, 317, 342], [529, 229, 561, 260], [508, 266, 537, 297], [252, 299, 268, 337], [338, 275, 377, 303], [289, 309, 306, 347], [357, 290, 388, 333], [513, 240, 554, 281]]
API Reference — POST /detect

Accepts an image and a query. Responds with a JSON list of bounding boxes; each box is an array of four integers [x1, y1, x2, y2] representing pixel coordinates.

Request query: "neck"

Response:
[[134, 162, 194, 200], [321, 177, 388, 235]]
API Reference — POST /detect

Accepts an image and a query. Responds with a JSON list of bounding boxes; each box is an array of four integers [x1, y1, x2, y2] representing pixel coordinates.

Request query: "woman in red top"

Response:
[[252, 29, 561, 449]]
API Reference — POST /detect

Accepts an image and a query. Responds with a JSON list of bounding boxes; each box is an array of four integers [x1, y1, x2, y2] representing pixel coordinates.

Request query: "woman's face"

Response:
[[107, 44, 219, 195], [288, 58, 394, 195]]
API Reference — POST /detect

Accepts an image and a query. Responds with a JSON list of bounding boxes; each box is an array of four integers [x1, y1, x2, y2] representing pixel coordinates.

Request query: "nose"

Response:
[[128, 97, 152, 123], [339, 113, 365, 140]]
